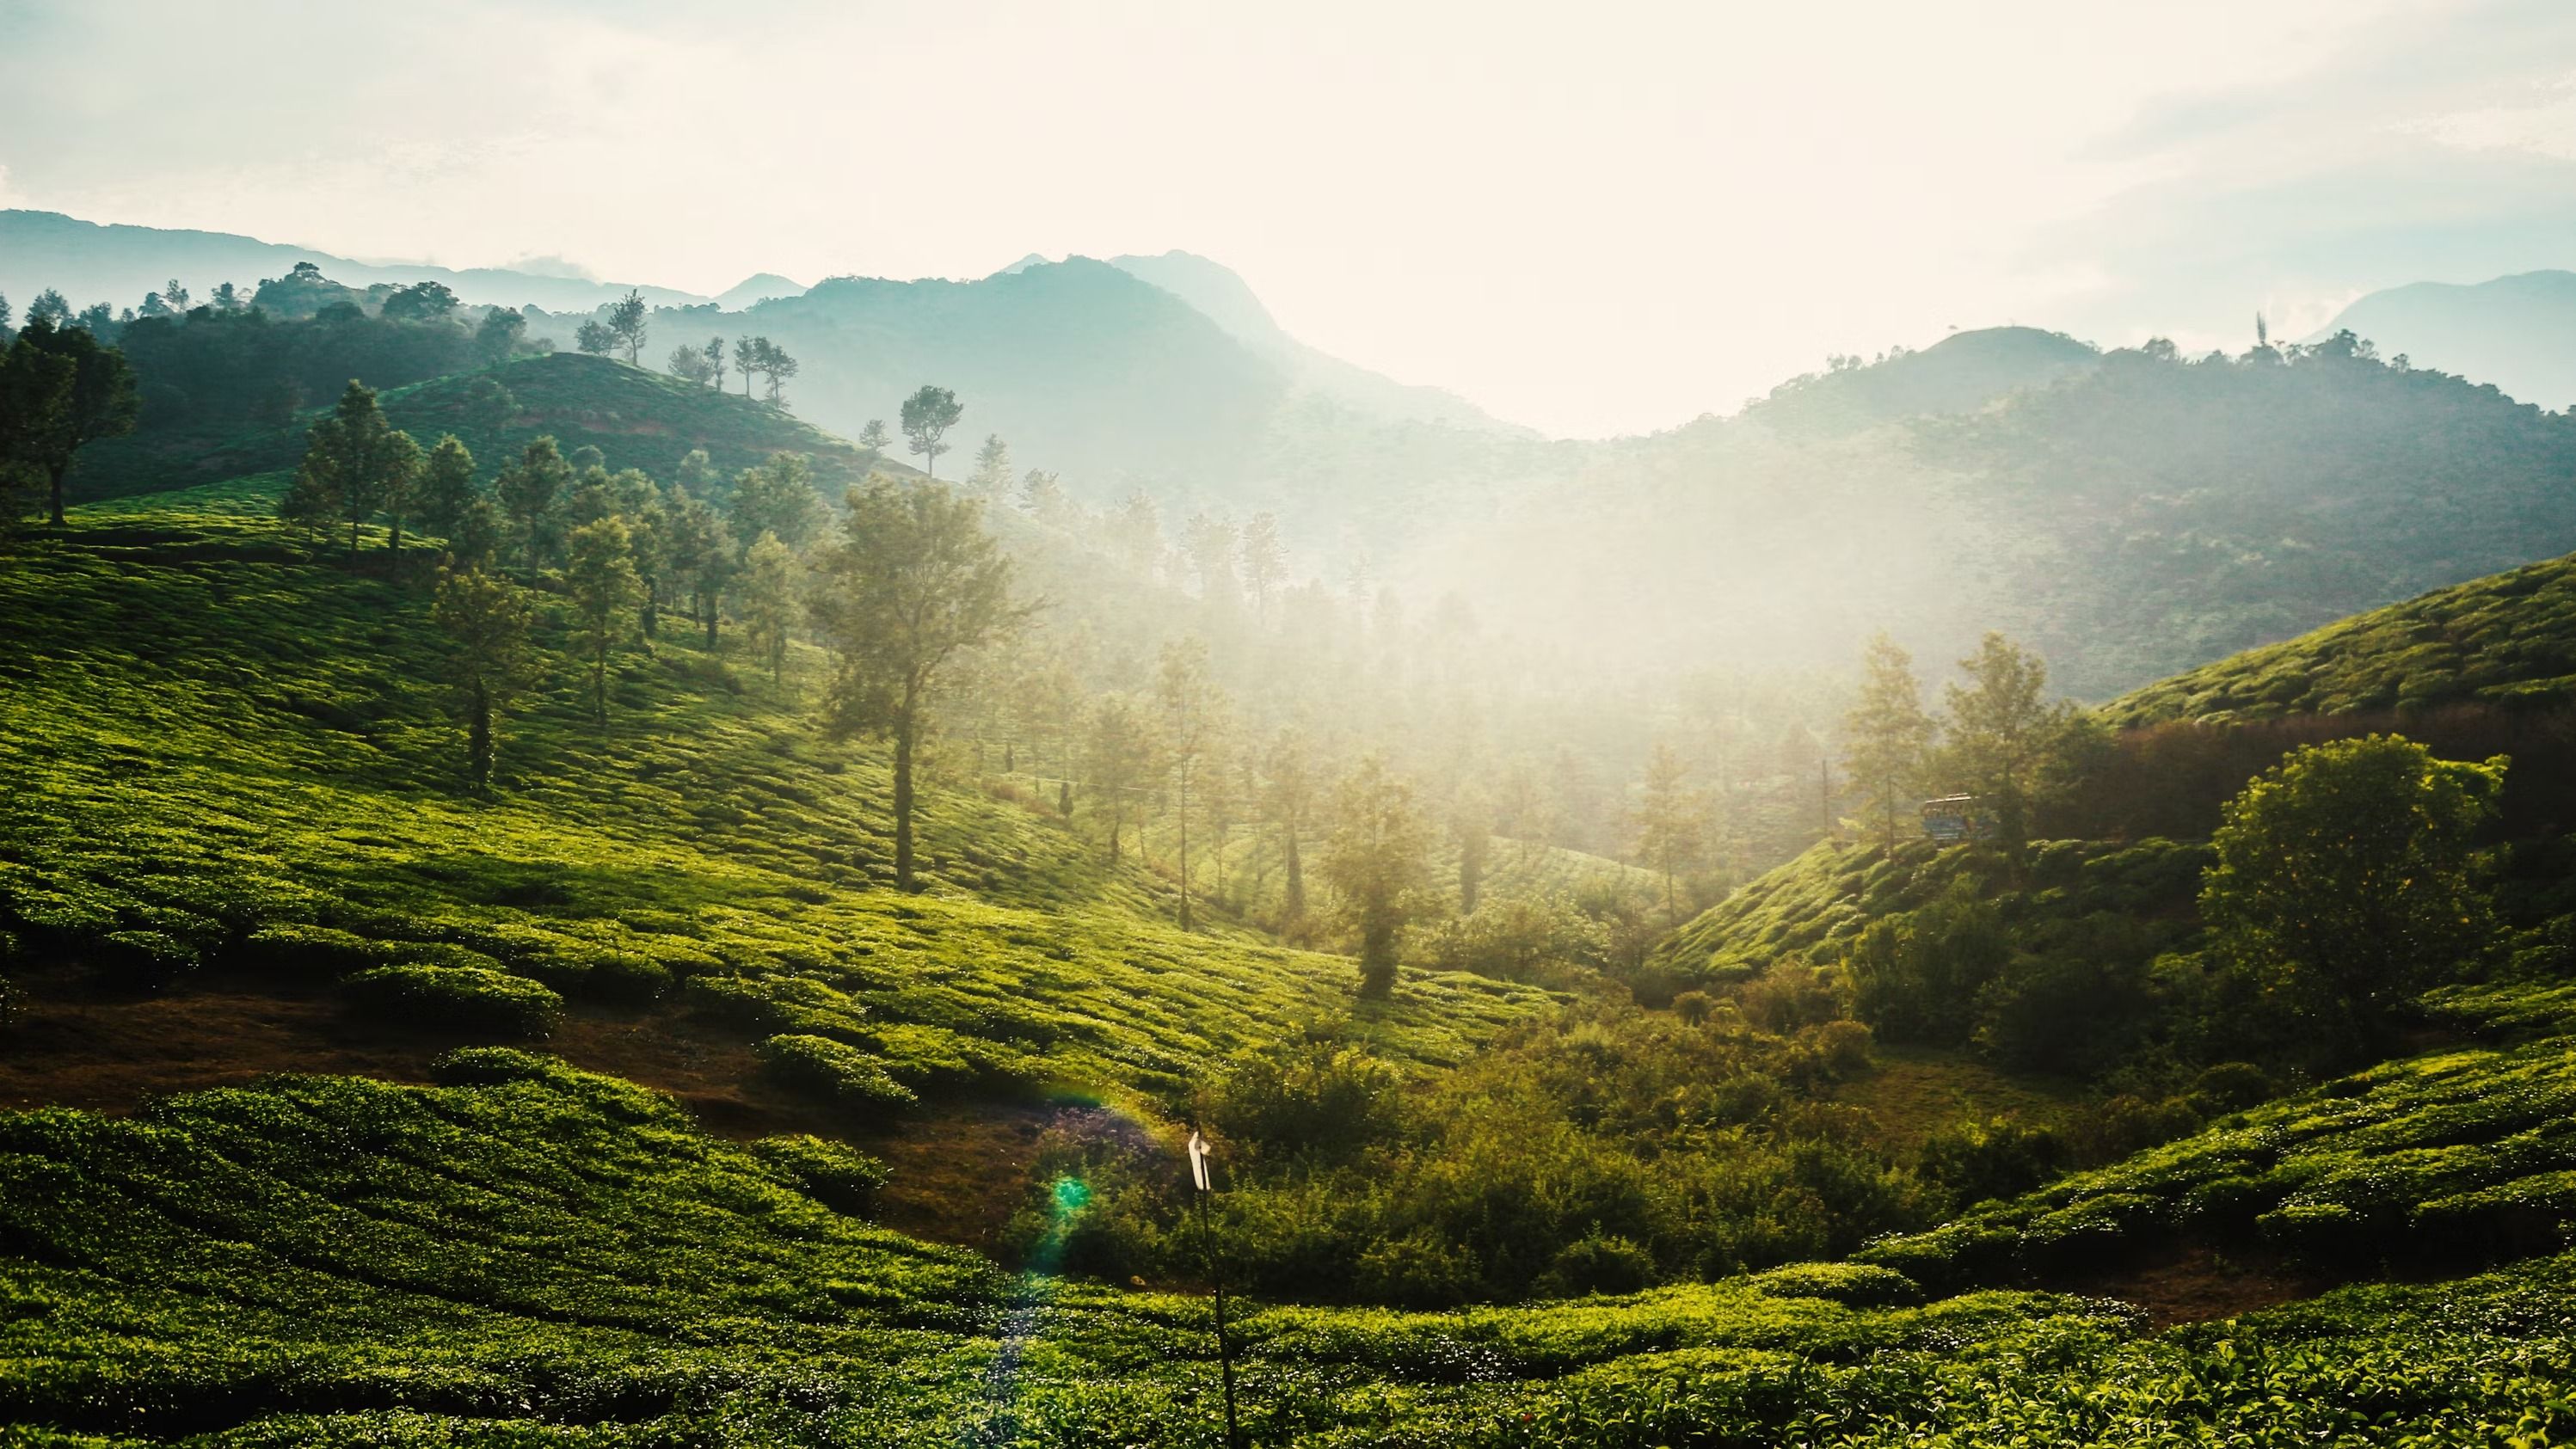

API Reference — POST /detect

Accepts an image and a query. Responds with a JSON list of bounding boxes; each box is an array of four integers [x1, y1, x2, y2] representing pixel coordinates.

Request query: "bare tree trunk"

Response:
[[468, 678, 493, 789], [46, 463, 68, 527]]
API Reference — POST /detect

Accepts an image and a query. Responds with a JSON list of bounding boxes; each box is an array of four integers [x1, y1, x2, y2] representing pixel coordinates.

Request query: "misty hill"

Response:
[[2321, 270, 2576, 412], [1433, 333, 2576, 698], [1108, 249, 1512, 432], [0, 209, 710, 316], [1738, 325, 2100, 439]]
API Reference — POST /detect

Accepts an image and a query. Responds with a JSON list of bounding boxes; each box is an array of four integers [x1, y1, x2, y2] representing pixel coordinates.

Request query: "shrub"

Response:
[[2188, 1061, 2277, 1114], [1808, 1018, 1874, 1076], [1356, 1231, 1478, 1308], [246, 923, 394, 977], [1920, 1115, 2069, 1207], [756, 1034, 917, 1108], [1670, 990, 1717, 1026], [751, 1134, 892, 1215], [1536, 1231, 1656, 1298], [1750, 1261, 1923, 1307], [343, 964, 563, 1037], [1736, 961, 1846, 1035], [1200, 1038, 1403, 1166]]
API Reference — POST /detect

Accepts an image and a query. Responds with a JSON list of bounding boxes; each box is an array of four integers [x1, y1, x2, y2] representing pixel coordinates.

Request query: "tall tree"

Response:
[[0, 334, 74, 527], [732, 337, 759, 397], [1632, 742, 1706, 917], [1084, 693, 1159, 863], [1451, 781, 1493, 916], [667, 487, 734, 649], [741, 530, 799, 689], [729, 452, 824, 550], [606, 289, 649, 365], [564, 516, 643, 727], [1239, 512, 1286, 617], [1321, 755, 1436, 1000], [1017, 467, 1067, 525], [857, 419, 891, 459], [1942, 631, 2063, 870], [666, 341, 716, 387], [431, 566, 538, 791], [808, 479, 1034, 890], [754, 339, 799, 404], [575, 319, 614, 357], [381, 281, 458, 323], [1264, 723, 1317, 924], [1183, 512, 1240, 605], [4, 319, 138, 525], [1157, 638, 1227, 930], [900, 385, 964, 479], [965, 433, 1012, 495], [1842, 632, 1938, 850], [703, 336, 728, 390], [475, 307, 526, 361], [26, 291, 71, 328], [494, 436, 574, 571], [290, 379, 421, 562]]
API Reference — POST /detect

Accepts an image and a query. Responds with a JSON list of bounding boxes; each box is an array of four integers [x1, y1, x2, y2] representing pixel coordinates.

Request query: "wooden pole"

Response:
[[1195, 1187, 1243, 1449]]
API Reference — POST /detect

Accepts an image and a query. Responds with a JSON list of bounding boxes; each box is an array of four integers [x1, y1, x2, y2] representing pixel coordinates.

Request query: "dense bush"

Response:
[[342, 963, 563, 1037], [751, 1133, 892, 1215], [757, 1033, 918, 1107]]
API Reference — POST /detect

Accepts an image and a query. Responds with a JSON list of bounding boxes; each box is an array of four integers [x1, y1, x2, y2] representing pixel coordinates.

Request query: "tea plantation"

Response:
[[0, 505, 1548, 1114], [3, 1050, 2570, 1446]]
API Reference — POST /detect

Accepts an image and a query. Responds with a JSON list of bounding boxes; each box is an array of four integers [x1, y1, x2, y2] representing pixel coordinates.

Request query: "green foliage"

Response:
[[2203, 734, 2506, 1059], [1322, 755, 1437, 998], [758, 1033, 920, 1107], [342, 962, 563, 1037], [750, 1133, 892, 1214]]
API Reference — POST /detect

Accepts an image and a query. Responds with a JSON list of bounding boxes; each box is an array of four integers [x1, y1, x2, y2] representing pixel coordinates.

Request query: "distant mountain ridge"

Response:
[[2319, 270, 2576, 411], [0, 209, 714, 316]]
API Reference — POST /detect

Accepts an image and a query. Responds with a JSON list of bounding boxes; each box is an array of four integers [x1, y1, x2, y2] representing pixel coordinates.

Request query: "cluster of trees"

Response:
[[1837, 629, 2095, 865], [3, 267, 539, 439], [659, 334, 799, 402]]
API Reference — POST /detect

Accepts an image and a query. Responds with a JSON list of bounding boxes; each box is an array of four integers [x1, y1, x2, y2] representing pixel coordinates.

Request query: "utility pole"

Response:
[[1188, 1132, 1243, 1449]]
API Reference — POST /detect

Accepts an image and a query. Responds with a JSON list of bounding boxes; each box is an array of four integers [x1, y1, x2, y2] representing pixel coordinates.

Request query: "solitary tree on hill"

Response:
[[564, 515, 644, 727], [575, 319, 613, 357], [1321, 754, 1436, 1000], [1843, 632, 1938, 850], [857, 419, 891, 459], [2, 318, 138, 526], [2203, 734, 2506, 1059], [966, 433, 1012, 495], [606, 289, 649, 365], [432, 565, 539, 791], [809, 479, 1035, 891], [900, 385, 963, 479]]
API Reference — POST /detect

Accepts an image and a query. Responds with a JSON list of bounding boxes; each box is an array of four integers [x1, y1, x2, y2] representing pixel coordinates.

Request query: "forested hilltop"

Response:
[[4, 262, 2576, 1444]]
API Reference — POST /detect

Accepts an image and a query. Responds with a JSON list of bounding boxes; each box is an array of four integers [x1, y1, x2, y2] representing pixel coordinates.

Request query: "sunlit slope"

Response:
[[4, 1051, 2568, 1446], [75, 351, 906, 507], [2104, 548, 2576, 726], [1863, 1034, 2576, 1292], [1648, 837, 2209, 981], [0, 506, 1546, 1103]]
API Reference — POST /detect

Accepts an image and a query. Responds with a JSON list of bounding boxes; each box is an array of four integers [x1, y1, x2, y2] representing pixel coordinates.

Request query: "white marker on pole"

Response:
[[1187, 1130, 1213, 1193]]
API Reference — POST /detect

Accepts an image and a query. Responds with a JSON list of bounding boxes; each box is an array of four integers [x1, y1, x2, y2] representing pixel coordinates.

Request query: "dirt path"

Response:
[[2054, 1243, 2336, 1329]]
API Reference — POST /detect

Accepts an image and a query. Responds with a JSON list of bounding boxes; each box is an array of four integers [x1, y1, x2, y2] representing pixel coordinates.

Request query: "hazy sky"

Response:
[[4, 0, 2574, 435]]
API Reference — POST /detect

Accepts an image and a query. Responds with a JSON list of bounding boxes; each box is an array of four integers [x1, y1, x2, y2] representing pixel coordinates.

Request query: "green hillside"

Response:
[[0, 506, 1545, 1121], [74, 352, 905, 507], [2104, 548, 2576, 726]]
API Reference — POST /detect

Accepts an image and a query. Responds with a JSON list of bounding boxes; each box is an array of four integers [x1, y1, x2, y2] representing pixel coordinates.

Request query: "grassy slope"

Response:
[[4, 1050, 2569, 1446], [0, 504, 1546, 1111], [72, 352, 911, 506], [2104, 547, 2576, 726], [1648, 837, 2210, 979]]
